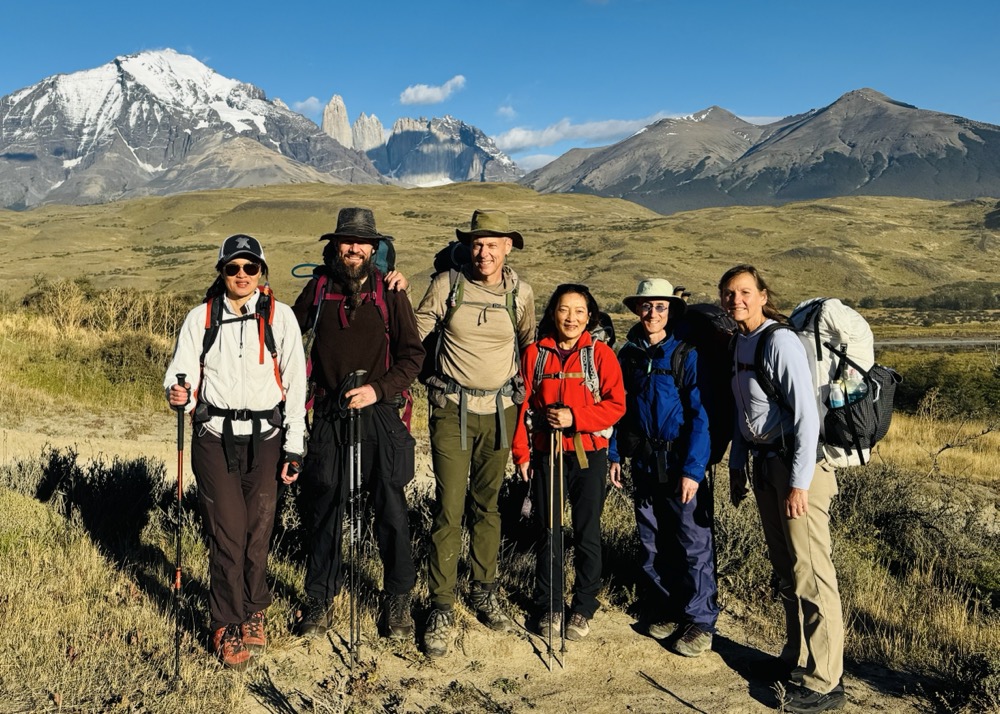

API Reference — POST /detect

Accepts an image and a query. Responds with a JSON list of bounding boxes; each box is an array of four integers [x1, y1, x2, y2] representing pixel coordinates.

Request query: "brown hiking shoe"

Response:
[[212, 624, 252, 670], [565, 612, 591, 641], [537, 611, 562, 640], [671, 623, 713, 657], [422, 607, 454, 658], [241, 610, 267, 652], [295, 597, 333, 637], [382, 591, 414, 640], [469, 584, 512, 632]]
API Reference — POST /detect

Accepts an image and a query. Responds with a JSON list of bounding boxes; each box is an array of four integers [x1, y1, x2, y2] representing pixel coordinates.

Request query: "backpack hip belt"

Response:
[[202, 403, 282, 473], [431, 373, 516, 451]]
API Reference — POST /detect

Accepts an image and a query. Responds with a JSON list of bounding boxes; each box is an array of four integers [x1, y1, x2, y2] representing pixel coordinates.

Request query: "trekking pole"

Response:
[[555, 431, 566, 669], [547, 429, 555, 672], [171, 373, 187, 684], [348, 402, 361, 669]]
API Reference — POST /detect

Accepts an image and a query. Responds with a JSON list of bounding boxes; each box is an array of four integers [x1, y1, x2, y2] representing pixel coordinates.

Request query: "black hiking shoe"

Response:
[[423, 607, 454, 658], [469, 583, 512, 632], [295, 597, 333, 638], [382, 591, 414, 640], [780, 682, 846, 713]]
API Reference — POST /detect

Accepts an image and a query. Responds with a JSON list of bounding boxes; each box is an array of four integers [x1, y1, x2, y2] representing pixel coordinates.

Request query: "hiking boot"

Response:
[[241, 610, 267, 652], [469, 584, 512, 632], [295, 597, 333, 638], [781, 682, 846, 713], [564, 611, 590, 641], [670, 623, 713, 657], [423, 608, 454, 658], [212, 624, 252, 670], [382, 591, 414, 640], [536, 611, 562, 640], [647, 619, 679, 640]]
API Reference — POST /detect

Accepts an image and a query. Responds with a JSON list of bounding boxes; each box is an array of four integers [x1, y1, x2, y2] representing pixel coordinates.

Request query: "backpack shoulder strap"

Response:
[[579, 343, 601, 403], [256, 286, 284, 397], [443, 269, 463, 327], [671, 341, 694, 389], [754, 323, 791, 409], [201, 295, 224, 369]]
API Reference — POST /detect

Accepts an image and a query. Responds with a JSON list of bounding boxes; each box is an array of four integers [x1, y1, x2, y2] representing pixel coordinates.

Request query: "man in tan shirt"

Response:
[[414, 209, 535, 657]]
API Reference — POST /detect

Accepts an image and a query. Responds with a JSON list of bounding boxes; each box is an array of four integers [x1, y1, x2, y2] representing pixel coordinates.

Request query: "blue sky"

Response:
[[2, 0, 997, 171]]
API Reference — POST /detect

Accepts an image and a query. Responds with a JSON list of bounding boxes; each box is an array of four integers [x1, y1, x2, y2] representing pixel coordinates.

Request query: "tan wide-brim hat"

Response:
[[455, 209, 524, 249], [623, 278, 687, 315]]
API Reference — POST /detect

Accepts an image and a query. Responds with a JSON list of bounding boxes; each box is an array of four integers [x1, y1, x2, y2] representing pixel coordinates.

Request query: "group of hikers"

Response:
[[164, 207, 847, 713]]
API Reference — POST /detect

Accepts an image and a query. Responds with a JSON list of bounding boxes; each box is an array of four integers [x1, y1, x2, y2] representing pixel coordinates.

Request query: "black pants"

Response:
[[532, 448, 608, 619], [299, 403, 417, 601], [191, 429, 281, 632]]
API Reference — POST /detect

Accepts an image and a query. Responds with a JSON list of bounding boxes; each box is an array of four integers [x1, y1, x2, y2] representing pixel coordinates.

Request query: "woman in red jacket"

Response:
[[513, 284, 625, 642]]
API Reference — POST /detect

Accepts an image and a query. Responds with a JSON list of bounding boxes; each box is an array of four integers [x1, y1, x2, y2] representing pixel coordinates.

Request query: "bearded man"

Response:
[[291, 207, 425, 642]]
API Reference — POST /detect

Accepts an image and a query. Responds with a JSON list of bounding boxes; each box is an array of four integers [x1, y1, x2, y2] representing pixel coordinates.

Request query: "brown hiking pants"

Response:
[[752, 455, 844, 694], [191, 429, 281, 632]]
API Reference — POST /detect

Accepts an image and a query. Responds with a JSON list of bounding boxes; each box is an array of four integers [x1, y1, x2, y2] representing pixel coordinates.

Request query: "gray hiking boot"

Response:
[[469, 584, 512, 632], [422, 608, 454, 658], [537, 611, 562, 640], [647, 619, 679, 640], [382, 591, 414, 640], [671, 623, 713, 657], [295, 597, 333, 638], [565, 612, 591, 641]]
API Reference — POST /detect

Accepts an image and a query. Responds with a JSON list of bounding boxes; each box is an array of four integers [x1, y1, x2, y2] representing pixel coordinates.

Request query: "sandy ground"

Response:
[[2, 419, 929, 713]]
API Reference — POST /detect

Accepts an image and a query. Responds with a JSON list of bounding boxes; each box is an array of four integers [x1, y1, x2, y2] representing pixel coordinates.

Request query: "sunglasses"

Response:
[[223, 262, 261, 277], [640, 302, 670, 315]]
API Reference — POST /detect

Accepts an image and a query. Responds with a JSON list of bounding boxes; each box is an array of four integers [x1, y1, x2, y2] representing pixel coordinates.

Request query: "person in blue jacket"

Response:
[[609, 278, 716, 657]]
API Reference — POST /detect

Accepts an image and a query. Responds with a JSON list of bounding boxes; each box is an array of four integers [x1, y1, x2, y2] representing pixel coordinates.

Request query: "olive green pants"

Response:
[[427, 400, 517, 609], [753, 456, 844, 694]]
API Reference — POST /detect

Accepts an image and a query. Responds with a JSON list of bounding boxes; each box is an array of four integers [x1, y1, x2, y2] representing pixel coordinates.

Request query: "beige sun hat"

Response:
[[622, 278, 687, 315]]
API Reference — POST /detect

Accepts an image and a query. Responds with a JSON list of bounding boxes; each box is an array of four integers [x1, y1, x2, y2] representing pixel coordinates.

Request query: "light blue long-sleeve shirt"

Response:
[[729, 319, 820, 489]]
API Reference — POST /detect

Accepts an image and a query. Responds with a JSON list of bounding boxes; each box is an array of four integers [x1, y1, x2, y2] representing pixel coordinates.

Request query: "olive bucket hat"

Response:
[[455, 209, 524, 249]]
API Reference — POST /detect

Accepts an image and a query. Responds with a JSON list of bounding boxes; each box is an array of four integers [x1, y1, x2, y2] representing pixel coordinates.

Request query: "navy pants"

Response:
[[632, 467, 718, 631]]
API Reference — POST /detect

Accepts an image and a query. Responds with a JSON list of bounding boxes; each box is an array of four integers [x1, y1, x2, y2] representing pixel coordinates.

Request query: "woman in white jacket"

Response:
[[165, 234, 306, 669]]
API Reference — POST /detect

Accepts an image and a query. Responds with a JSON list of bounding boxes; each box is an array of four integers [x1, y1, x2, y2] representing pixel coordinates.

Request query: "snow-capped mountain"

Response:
[[0, 49, 382, 209], [320, 95, 521, 187]]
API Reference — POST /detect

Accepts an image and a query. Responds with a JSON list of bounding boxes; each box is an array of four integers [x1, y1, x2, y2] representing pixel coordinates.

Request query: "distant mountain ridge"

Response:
[[522, 89, 1000, 214], [320, 95, 520, 186]]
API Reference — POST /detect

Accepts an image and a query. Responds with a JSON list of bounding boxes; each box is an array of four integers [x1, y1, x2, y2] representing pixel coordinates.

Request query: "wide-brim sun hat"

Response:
[[216, 234, 267, 271], [319, 207, 393, 242], [455, 209, 524, 249], [623, 278, 687, 315]]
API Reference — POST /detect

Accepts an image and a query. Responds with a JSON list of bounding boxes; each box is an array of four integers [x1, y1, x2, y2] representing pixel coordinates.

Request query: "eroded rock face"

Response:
[[0, 50, 382, 209], [321, 94, 352, 149]]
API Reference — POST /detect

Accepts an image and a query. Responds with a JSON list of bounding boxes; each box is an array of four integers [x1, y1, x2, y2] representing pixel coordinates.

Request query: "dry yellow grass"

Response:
[[877, 413, 1000, 484]]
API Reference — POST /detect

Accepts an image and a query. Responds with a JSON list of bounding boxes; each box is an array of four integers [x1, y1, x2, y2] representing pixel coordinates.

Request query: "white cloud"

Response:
[[292, 96, 324, 116], [497, 104, 517, 119], [493, 113, 672, 152], [399, 75, 466, 105], [515, 154, 559, 172]]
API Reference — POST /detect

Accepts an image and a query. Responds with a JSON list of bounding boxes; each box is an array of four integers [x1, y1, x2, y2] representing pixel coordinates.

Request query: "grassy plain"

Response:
[[1, 186, 999, 712]]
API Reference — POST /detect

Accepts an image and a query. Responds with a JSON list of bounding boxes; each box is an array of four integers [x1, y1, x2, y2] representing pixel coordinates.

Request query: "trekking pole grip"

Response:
[[174, 373, 187, 441]]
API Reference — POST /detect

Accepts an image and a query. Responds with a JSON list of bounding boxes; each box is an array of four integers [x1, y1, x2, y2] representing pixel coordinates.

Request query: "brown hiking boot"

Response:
[[382, 591, 414, 640], [295, 597, 333, 637], [671, 623, 713, 657], [212, 624, 252, 670], [241, 610, 267, 652], [469, 584, 512, 632], [565, 612, 591, 641], [537, 611, 562, 640]]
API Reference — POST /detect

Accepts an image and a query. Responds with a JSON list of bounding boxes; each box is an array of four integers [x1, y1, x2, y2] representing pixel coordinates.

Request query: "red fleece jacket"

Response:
[[512, 330, 626, 465]]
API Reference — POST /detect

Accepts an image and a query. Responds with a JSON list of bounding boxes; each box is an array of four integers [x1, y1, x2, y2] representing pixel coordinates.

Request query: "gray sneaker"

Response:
[[537, 611, 562, 640], [671, 623, 713, 657], [565, 612, 590, 641], [469, 585, 512, 632], [647, 619, 679, 640], [423, 608, 454, 658]]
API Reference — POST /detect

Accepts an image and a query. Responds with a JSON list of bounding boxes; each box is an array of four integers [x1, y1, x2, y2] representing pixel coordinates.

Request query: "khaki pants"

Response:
[[427, 401, 517, 609], [752, 456, 844, 694]]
